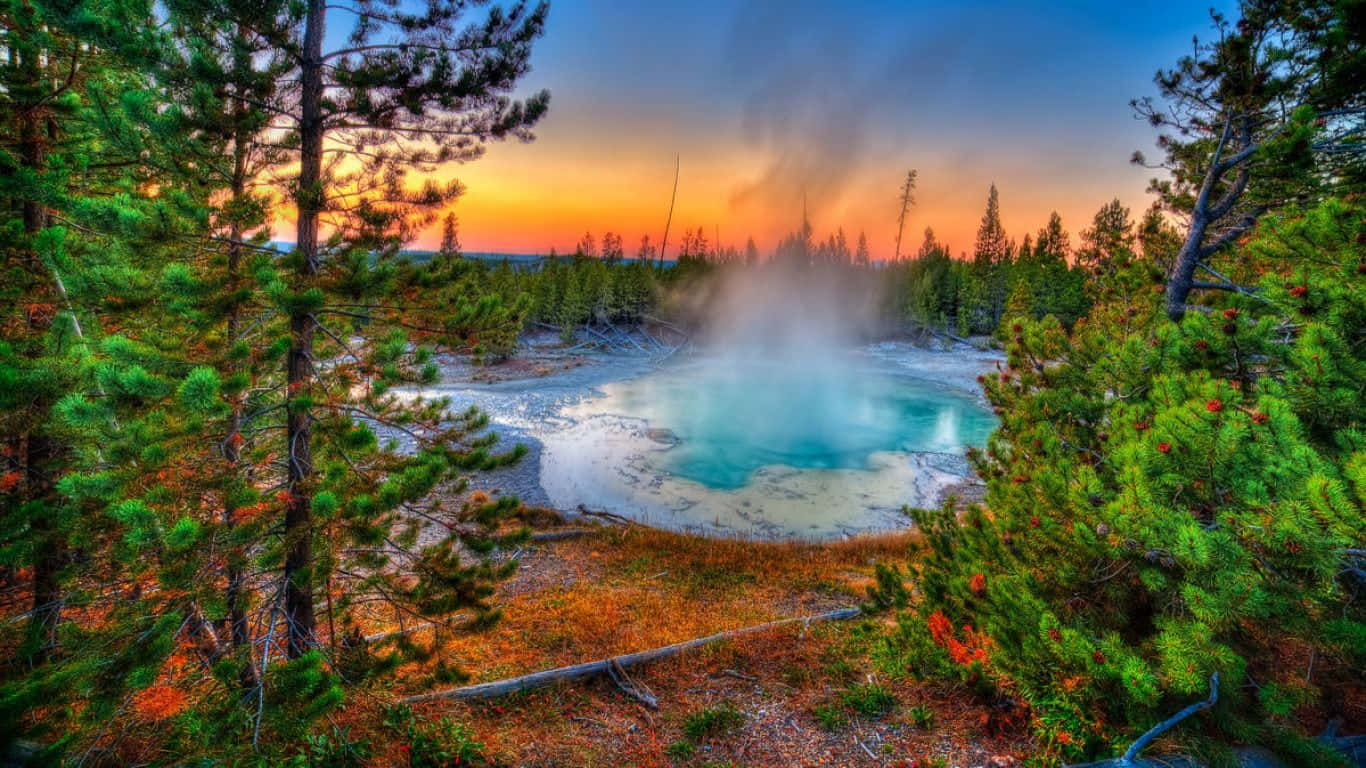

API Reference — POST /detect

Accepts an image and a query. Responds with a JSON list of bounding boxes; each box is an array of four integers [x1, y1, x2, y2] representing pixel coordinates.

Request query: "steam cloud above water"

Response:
[[683, 263, 887, 358], [721, 0, 966, 231]]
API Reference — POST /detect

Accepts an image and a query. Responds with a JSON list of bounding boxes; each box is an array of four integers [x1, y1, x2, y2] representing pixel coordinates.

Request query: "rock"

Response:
[[644, 427, 680, 445]]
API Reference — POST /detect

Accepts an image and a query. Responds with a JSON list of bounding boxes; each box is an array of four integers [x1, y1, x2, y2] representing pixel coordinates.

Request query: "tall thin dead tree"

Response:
[[658, 153, 679, 268], [894, 169, 917, 261]]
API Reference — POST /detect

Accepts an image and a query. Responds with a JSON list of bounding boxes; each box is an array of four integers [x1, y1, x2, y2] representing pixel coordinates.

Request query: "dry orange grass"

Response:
[[336, 525, 1030, 767], [368, 525, 923, 690]]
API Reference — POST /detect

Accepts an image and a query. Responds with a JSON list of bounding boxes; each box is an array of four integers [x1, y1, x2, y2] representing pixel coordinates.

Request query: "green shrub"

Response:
[[383, 705, 486, 768], [841, 683, 897, 718], [682, 702, 745, 742], [812, 703, 845, 731]]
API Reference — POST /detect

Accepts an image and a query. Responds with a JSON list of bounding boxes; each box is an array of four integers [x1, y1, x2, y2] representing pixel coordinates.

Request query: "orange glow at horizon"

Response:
[[411, 136, 1156, 262]]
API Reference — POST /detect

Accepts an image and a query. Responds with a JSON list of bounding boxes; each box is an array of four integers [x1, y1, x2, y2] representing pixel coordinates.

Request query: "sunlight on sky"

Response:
[[415, 0, 1236, 260]]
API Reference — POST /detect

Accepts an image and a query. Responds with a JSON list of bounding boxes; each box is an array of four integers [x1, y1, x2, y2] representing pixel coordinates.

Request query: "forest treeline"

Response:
[[438, 184, 1148, 353]]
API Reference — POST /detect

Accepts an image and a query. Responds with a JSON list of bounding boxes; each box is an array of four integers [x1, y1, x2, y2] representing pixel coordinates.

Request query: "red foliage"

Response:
[[24, 303, 56, 327], [1157, 442, 1172, 454], [970, 572, 987, 597], [1206, 399, 1224, 413], [0, 471, 21, 493], [131, 684, 188, 721], [927, 610, 991, 667], [928, 610, 954, 647]]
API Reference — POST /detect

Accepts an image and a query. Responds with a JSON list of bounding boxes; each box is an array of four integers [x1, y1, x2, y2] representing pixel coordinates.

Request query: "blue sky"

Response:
[[435, 0, 1236, 257]]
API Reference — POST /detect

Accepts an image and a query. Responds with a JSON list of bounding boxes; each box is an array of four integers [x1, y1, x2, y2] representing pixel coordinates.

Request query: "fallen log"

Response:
[[642, 314, 687, 334], [530, 528, 596, 542], [400, 606, 860, 704], [608, 658, 658, 709], [575, 504, 635, 526]]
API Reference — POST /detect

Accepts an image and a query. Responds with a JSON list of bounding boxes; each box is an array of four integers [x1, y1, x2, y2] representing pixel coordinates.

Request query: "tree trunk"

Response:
[[223, 109, 257, 688], [402, 607, 860, 704], [25, 436, 61, 661], [283, 0, 325, 659], [1165, 214, 1208, 321], [18, 42, 61, 659]]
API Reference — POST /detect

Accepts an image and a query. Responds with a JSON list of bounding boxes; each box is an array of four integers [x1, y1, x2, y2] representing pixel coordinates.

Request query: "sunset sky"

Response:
[[420, 0, 1235, 261]]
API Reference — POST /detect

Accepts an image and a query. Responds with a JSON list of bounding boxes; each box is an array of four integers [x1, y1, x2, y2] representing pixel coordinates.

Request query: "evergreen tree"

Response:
[[1137, 202, 1182, 275], [577, 230, 597, 258], [961, 184, 1012, 333], [894, 169, 918, 261], [439, 212, 462, 258], [1035, 211, 1070, 260], [854, 231, 871, 267], [601, 231, 624, 263], [881, 199, 1366, 764], [1133, 1, 1365, 318], [745, 236, 761, 266], [637, 235, 657, 265], [1029, 213, 1089, 327], [1078, 198, 1136, 276], [244, 0, 550, 659], [973, 184, 1010, 270]]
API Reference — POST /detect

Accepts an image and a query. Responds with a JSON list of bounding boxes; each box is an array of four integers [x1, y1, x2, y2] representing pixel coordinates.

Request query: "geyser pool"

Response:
[[536, 347, 1000, 538], [601, 356, 996, 489]]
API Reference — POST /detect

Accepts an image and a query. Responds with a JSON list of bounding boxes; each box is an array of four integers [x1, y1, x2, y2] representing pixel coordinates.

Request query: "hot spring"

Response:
[[407, 266, 1003, 539], [583, 355, 994, 490], [534, 344, 999, 538]]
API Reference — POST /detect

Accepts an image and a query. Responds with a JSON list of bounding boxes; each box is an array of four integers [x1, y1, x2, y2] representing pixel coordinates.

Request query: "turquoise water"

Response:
[[600, 356, 997, 490]]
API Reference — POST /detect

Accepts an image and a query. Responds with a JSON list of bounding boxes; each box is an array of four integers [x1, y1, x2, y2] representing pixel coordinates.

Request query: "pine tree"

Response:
[[855, 231, 871, 267], [1132, 2, 1364, 319], [601, 231, 624, 263], [882, 199, 1366, 764], [1022, 212, 1088, 327], [439, 212, 462, 258], [577, 231, 597, 258], [0, 0, 239, 737], [961, 184, 1012, 333], [637, 235, 657, 265], [233, 0, 550, 659], [973, 184, 1010, 270], [1077, 198, 1135, 276], [1137, 202, 1181, 275]]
